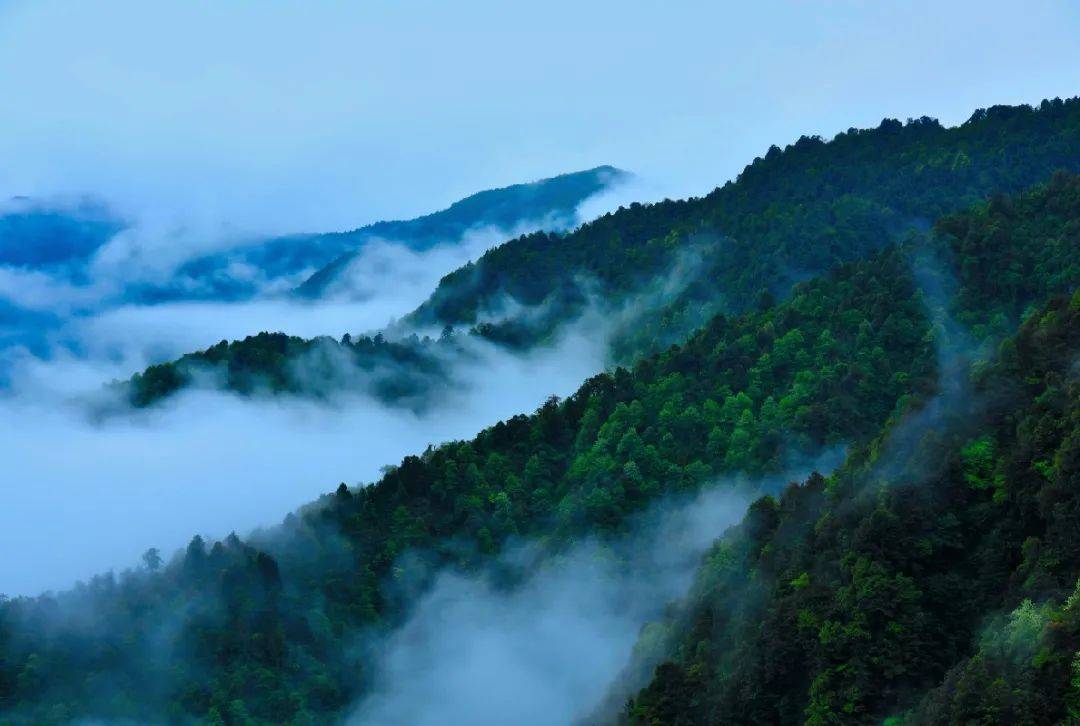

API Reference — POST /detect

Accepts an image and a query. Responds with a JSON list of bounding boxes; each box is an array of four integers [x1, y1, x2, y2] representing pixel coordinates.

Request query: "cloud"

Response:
[[349, 486, 752, 726], [0, 266, 107, 313], [348, 449, 845, 726], [0, 167, 654, 599], [0, 317, 609, 597]]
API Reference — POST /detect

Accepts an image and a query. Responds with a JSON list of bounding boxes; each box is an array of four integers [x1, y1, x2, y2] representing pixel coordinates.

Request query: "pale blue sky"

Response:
[[0, 0, 1077, 234]]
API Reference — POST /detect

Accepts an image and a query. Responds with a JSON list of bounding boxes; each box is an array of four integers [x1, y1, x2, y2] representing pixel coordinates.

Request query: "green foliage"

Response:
[[960, 436, 1005, 500], [3, 104, 1080, 724], [415, 98, 1080, 360], [627, 290, 1080, 725], [126, 98, 1080, 405], [123, 330, 451, 409], [0, 244, 941, 723]]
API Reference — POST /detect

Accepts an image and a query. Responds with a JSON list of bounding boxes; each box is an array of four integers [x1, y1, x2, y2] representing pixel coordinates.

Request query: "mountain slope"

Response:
[[293, 165, 627, 298], [3, 165, 1077, 723], [413, 100, 1080, 340], [165, 165, 625, 302], [119, 98, 1080, 410], [623, 175, 1080, 725], [0, 201, 121, 273], [626, 290, 1079, 725]]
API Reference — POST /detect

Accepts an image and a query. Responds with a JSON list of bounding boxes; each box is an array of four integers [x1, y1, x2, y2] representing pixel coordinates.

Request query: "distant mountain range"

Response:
[[0, 166, 626, 363], [0, 200, 121, 274], [0, 165, 625, 304], [134, 164, 627, 302], [293, 164, 627, 298]]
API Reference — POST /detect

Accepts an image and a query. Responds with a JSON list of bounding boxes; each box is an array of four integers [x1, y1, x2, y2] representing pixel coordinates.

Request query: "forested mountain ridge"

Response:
[[410, 98, 1080, 353], [626, 289, 1080, 725], [2, 157, 1077, 724], [120, 98, 1080, 410], [292, 165, 626, 297], [132, 165, 624, 303], [624, 174, 1080, 725], [119, 331, 453, 410]]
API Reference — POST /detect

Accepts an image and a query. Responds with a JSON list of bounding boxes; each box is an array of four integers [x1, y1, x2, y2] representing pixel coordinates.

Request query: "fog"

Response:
[[0, 155, 648, 598], [40, 218, 585, 367], [349, 486, 752, 726], [348, 451, 844, 726], [0, 315, 610, 596]]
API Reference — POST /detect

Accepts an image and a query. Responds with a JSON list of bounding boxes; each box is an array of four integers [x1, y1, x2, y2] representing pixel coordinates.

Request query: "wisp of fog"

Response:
[[0, 180, 660, 597], [0, 322, 607, 597], [348, 451, 844, 726]]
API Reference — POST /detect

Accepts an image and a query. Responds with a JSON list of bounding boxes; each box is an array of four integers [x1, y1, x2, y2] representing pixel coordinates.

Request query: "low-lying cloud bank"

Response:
[[0, 172, 664, 597], [0, 323, 607, 597]]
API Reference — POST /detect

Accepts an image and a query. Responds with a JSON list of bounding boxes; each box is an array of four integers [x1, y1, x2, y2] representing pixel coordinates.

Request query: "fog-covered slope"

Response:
[[3, 152, 1076, 723], [157, 165, 626, 303], [0, 167, 624, 388], [121, 99, 1080, 410], [292, 165, 627, 298]]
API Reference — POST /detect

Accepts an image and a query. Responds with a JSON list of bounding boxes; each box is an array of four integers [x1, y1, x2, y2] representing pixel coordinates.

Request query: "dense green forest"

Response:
[[120, 331, 453, 410], [625, 176, 1080, 725], [626, 289, 1080, 725], [1, 243, 942, 723], [122, 98, 1080, 409], [1, 103, 1079, 725], [412, 98, 1080, 357]]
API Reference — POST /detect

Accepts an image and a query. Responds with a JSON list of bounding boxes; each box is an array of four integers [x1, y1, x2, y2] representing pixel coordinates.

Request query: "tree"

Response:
[[141, 547, 162, 571]]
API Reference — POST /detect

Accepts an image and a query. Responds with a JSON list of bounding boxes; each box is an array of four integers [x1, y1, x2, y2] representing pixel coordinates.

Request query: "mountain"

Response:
[[122, 98, 1080, 410], [624, 293, 1080, 726], [156, 165, 627, 303], [1, 102, 1079, 725], [120, 330, 455, 411], [0, 166, 623, 307], [0, 201, 124, 357], [0, 201, 121, 273], [409, 100, 1080, 358], [292, 164, 628, 298], [622, 174, 1080, 724], [0, 167, 625, 386], [6, 150, 1080, 721]]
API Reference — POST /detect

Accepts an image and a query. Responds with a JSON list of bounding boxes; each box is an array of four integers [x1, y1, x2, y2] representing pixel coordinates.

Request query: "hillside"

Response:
[[620, 175, 1080, 724], [626, 290, 1080, 725], [117, 99, 1080, 410], [411, 99, 1080, 357], [2, 155, 1076, 723], [293, 165, 627, 298], [169, 165, 624, 302]]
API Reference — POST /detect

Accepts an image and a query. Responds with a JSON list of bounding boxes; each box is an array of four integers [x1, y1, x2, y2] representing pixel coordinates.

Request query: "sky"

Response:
[[0, 0, 1077, 237]]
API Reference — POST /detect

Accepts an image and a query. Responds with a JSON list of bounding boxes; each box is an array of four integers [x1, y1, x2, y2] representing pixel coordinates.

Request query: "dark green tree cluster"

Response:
[[413, 98, 1080, 358], [626, 280, 1080, 722], [122, 330, 452, 410]]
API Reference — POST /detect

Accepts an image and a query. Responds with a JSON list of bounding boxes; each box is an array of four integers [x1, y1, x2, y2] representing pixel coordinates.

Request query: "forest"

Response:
[[123, 98, 1080, 409], [1, 100, 1079, 725]]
